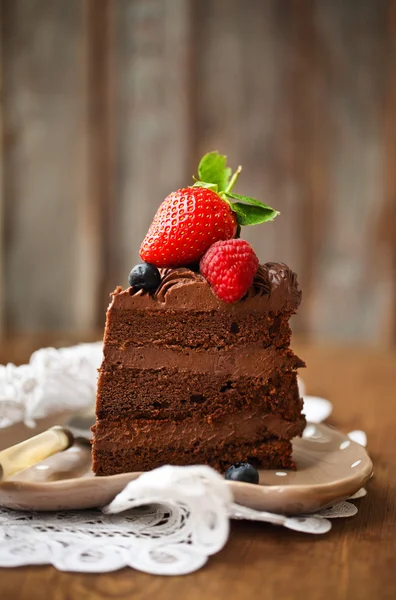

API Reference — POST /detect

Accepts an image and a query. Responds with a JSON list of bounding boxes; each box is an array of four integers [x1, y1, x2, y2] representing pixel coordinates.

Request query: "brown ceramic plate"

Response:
[[0, 423, 372, 515]]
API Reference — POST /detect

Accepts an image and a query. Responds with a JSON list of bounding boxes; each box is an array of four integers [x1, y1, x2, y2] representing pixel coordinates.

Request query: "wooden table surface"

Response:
[[1, 337, 396, 600]]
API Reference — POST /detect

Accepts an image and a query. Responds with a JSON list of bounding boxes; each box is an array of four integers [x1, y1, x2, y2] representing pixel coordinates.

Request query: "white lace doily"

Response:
[[0, 343, 370, 575], [0, 466, 232, 575], [0, 465, 367, 575]]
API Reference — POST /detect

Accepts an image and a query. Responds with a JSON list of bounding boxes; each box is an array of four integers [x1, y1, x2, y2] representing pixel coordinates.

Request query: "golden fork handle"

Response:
[[0, 426, 74, 481]]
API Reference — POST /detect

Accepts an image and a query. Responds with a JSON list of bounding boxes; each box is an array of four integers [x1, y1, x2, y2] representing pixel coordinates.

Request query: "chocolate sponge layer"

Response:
[[105, 309, 293, 350], [92, 438, 295, 475], [95, 367, 304, 422]]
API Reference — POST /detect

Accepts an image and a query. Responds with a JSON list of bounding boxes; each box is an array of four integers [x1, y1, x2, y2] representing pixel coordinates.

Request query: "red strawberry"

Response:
[[200, 239, 259, 303], [139, 151, 279, 268], [140, 187, 237, 268]]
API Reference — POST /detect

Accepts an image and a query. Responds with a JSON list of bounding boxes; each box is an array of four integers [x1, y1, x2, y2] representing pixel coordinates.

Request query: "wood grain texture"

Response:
[[0, 0, 5, 334], [1, 0, 90, 331], [0, 0, 395, 343], [194, 0, 303, 277], [193, 0, 395, 342], [78, 0, 115, 326], [109, 0, 192, 293], [308, 0, 392, 343], [1, 336, 396, 599], [286, 0, 330, 335], [384, 0, 396, 342]]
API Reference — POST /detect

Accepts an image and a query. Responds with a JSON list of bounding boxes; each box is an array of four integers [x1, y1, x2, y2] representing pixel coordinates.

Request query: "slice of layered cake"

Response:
[[92, 152, 305, 476]]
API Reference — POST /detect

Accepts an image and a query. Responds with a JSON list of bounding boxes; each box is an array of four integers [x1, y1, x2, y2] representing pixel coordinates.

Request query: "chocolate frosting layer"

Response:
[[112, 262, 301, 314], [94, 410, 306, 450], [250, 263, 302, 309], [104, 344, 304, 378], [155, 268, 202, 302]]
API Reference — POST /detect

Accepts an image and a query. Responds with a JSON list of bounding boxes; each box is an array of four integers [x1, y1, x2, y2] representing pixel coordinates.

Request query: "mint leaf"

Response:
[[231, 203, 279, 226], [197, 151, 231, 192]]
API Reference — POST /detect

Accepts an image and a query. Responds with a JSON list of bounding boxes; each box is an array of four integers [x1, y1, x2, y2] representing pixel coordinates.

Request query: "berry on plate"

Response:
[[140, 151, 278, 268], [200, 239, 259, 303], [225, 462, 260, 484], [128, 263, 161, 292]]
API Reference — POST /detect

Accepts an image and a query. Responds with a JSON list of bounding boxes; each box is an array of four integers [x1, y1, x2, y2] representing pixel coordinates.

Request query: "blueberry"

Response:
[[225, 462, 259, 484], [128, 263, 161, 292]]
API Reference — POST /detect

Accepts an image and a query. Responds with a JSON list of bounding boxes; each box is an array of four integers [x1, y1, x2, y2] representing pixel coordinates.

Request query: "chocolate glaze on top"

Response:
[[111, 262, 301, 314]]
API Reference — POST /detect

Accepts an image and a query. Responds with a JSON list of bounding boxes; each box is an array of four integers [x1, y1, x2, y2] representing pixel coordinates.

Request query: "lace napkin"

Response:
[[0, 343, 102, 428], [0, 469, 367, 575], [0, 343, 369, 575]]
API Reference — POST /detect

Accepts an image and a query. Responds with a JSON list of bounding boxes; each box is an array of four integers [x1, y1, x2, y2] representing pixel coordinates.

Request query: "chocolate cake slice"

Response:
[[92, 262, 305, 475]]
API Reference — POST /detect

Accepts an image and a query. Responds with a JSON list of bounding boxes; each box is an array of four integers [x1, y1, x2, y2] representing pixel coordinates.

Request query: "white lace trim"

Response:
[[0, 463, 367, 574]]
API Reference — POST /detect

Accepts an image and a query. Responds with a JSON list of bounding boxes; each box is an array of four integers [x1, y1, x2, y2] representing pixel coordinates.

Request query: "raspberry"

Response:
[[200, 239, 259, 303]]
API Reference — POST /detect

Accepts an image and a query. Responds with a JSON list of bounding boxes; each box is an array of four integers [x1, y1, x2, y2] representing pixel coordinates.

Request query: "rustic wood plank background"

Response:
[[0, 0, 395, 343]]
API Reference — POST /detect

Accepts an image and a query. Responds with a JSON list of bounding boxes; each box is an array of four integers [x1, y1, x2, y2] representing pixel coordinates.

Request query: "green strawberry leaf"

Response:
[[197, 151, 232, 192], [226, 191, 279, 225], [226, 192, 279, 213], [230, 203, 279, 226], [192, 181, 219, 192]]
